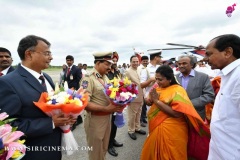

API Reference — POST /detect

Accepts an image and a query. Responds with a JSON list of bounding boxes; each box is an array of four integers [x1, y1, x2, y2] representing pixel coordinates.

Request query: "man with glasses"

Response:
[[0, 47, 14, 76], [80, 51, 122, 160], [176, 55, 214, 120], [0, 35, 76, 160]]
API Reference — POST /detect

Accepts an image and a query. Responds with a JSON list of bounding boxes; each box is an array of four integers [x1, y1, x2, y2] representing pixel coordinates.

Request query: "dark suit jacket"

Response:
[[7, 66, 15, 74], [64, 65, 82, 89], [176, 70, 215, 120], [0, 65, 62, 160]]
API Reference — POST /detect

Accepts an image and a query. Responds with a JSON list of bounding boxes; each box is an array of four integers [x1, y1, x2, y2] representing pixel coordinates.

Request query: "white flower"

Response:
[[47, 101, 52, 104], [120, 92, 133, 100], [56, 97, 66, 104], [48, 90, 55, 97]]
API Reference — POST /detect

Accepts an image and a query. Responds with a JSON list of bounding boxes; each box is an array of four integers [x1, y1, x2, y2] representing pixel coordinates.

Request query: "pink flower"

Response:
[[6, 141, 26, 160], [2, 131, 24, 145], [126, 86, 132, 91], [106, 89, 111, 96], [116, 95, 126, 102], [0, 112, 9, 121], [116, 92, 120, 97], [0, 124, 12, 139]]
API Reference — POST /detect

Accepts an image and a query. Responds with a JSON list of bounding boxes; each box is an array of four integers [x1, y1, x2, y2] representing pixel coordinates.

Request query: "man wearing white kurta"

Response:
[[205, 34, 240, 159], [140, 51, 161, 97]]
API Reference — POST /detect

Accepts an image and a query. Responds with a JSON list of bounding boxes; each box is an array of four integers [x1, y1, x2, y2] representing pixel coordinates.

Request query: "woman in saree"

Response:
[[141, 65, 210, 160]]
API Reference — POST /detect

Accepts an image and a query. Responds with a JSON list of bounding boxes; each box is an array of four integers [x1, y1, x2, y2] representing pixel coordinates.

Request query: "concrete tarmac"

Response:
[[62, 109, 148, 160]]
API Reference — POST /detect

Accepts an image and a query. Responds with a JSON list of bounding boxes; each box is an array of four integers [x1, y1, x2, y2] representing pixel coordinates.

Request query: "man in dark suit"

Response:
[[0, 35, 76, 160], [64, 55, 83, 129], [64, 55, 82, 90], [0, 47, 15, 76], [176, 55, 215, 120]]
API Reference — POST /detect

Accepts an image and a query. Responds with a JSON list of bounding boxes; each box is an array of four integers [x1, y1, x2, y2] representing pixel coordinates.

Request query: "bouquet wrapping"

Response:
[[104, 77, 138, 128], [0, 112, 26, 160], [33, 82, 88, 155]]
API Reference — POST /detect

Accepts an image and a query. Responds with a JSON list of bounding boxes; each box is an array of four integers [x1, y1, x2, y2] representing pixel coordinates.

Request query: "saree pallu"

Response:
[[205, 76, 221, 124], [140, 84, 210, 160]]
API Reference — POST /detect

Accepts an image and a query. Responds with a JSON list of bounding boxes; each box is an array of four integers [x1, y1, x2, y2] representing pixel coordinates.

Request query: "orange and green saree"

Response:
[[141, 84, 210, 160]]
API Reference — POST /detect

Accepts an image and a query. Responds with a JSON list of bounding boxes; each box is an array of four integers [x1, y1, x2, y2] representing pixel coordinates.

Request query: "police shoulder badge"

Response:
[[82, 80, 89, 89]]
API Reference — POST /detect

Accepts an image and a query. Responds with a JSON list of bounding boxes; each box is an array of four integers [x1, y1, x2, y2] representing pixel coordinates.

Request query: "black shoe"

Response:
[[108, 147, 118, 157], [128, 132, 137, 140], [141, 123, 146, 127], [71, 124, 76, 131], [142, 119, 147, 124], [75, 115, 83, 125], [113, 140, 123, 147], [135, 129, 146, 135]]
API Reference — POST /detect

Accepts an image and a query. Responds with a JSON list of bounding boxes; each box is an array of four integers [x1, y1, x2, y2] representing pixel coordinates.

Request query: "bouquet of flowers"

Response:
[[0, 112, 26, 160], [33, 82, 88, 155], [104, 77, 138, 128]]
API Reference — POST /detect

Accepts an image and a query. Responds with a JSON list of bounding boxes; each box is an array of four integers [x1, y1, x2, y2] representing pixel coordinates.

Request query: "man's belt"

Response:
[[91, 111, 110, 116]]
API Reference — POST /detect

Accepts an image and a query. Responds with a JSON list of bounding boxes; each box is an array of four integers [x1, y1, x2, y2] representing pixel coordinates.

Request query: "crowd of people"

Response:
[[0, 33, 240, 160]]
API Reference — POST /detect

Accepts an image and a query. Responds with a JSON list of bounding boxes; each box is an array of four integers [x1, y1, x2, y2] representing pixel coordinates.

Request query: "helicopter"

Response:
[[147, 43, 206, 62]]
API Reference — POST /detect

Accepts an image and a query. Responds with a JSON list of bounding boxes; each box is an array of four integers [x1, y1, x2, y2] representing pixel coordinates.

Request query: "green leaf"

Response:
[[0, 149, 5, 154], [12, 126, 18, 132], [60, 87, 65, 92], [3, 118, 17, 124], [0, 121, 5, 126]]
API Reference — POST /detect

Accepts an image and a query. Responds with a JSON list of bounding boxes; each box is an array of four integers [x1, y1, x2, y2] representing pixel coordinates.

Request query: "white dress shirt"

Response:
[[21, 64, 53, 93], [140, 63, 160, 97], [0, 66, 11, 76], [81, 69, 87, 77], [208, 59, 240, 160]]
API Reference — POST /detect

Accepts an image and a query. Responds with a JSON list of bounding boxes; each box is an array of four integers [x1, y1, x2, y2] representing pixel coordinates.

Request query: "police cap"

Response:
[[93, 51, 113, 63], [148, 50, 162, 58]]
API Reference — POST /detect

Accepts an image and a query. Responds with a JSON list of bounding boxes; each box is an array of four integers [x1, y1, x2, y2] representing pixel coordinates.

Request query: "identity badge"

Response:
[[70, 74, 73, 80]]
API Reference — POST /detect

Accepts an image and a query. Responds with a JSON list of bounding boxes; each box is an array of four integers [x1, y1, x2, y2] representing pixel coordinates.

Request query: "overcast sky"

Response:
[[1, 0, 239, 66]]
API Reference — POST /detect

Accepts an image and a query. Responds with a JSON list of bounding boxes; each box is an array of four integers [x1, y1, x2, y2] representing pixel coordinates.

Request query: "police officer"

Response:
[[106, 52, 123, 157], [80, 51, 122, 160]]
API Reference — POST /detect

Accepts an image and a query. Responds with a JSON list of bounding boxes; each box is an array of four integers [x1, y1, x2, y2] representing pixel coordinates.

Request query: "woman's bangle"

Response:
[[156, 100, 161, 105]]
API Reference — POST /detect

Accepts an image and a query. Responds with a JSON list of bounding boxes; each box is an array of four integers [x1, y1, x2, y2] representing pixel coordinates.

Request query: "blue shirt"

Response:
[[179, 69, 195, 90]]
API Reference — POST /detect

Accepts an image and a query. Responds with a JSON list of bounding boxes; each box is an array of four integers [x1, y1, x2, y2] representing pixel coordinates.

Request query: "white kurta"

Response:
[[208, 59, 240, 160], [140, 63, 160, 97]]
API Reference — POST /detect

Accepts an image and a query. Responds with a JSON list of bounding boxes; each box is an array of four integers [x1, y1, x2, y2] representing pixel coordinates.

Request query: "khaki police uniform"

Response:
[[80, 51, 113, 160], [125, 67, 143, 133]]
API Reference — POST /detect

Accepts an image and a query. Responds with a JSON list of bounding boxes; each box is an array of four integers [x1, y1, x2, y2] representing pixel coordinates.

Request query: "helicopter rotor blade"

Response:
[[166, 43, 198, 48], [147, 47, 194, 51]]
